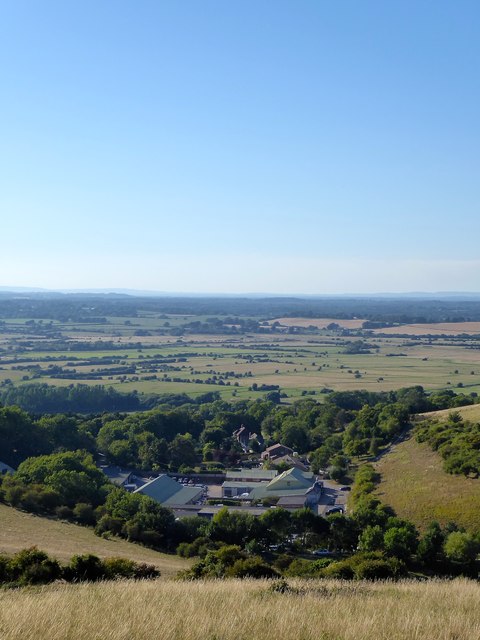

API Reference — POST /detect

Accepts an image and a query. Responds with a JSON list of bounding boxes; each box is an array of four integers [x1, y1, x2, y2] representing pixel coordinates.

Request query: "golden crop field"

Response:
[[373, 322, 480, 336]]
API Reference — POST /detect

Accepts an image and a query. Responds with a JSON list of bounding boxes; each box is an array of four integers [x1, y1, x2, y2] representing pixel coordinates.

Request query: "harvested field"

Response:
[[374, 322, 480, 336], [269, 317, 366, 329]]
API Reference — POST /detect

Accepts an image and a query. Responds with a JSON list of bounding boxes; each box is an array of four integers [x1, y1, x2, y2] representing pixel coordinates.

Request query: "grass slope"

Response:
[[1, 578, 480, 640], [0, 504, 190, 577], [418, 403, 480, 423], [375, 435, 480, 532]]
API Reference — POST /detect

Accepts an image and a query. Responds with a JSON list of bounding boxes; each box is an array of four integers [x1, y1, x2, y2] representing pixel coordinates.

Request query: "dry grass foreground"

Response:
[[0, 503, 190, 577], [375, 435, 480, 532], [1, 578, 480, 640]]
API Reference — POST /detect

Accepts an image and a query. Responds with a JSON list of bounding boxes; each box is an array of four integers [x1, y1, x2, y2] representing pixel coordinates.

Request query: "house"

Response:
[[100, 466, 135, 488], [134, 474, 203, 506], [261, 443, 294, 461], [0, 461, 15, 475], [233, 425, 250, 448], [248, 468, 324, 510], [271, 454, 309, 472], [275, 480, 324, 511], [233, 426, 263, 451]]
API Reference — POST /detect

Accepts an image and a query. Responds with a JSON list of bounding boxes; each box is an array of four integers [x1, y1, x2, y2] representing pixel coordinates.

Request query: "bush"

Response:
[[285, 557, 334, 577], [102, 557, 137, 579], [176, 536, 219, 558], [101, 557, 159, 580], [56, 505, 74, 520], [354, 558, 399, 580], [321, 560, 356, 579], [225, 557, 279, 579], [65, 553, 105, 582], [8, 547, 61, 585], [73, 502, 96, 525]]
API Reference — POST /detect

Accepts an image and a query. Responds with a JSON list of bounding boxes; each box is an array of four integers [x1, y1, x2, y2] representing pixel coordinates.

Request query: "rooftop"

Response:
[[134, 474, 203, 506]]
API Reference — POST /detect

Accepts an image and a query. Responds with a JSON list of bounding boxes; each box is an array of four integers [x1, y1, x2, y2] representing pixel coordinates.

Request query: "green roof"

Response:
[[249, 468, 315, 501], [134, 475, 203, 506], [225, 469, 277, 481]]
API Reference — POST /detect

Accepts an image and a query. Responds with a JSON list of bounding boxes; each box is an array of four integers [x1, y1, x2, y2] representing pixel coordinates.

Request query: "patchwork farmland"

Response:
[[2, 308, 480, 404]]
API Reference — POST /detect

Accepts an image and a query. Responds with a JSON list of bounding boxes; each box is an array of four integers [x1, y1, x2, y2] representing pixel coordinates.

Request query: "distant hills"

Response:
[[2, 286, 480, 300]]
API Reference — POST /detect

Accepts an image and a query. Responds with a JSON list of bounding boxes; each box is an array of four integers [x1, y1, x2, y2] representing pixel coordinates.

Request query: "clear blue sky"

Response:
[[1, 1, 479, 294]]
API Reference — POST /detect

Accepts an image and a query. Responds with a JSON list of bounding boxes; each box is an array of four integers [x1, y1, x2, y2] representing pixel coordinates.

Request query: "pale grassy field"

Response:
[[375, 435, 480, 532], [269, 317, 367, 329], [0, 504, 190, 577], [374, 321, 480, 335], [1, 578, 480, 640], [417, 402, 480, 423]]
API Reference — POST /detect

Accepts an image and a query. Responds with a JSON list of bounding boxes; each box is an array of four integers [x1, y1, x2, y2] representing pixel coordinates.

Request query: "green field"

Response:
[[2, 312, 480, 402]]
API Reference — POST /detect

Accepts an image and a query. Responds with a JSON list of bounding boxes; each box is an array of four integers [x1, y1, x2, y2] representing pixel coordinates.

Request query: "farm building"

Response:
[[225, 469, 277, 483], [222, 481, 264, 498], [271, 454, 309, 472], [261, 443, 294, 461], [100, 466, 136, 488], [248, 468, 324, 508], [134, 474, 203, 506]]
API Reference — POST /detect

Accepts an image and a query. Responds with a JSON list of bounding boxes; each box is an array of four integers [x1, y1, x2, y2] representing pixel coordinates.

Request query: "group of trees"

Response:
[[1, 386, 477, 479], [416, 411, 480, 477], [1, 384, 480, 581], [0, 547, 159, 587]]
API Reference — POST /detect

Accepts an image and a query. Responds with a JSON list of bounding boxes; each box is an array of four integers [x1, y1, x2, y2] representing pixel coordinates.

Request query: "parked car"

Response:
[[312, 548, 333, 557], [340, 486, 351, 491], [326, 506, 344, 515]]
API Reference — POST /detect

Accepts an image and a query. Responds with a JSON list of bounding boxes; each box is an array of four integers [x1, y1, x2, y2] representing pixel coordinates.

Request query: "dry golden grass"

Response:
[[374, 322, 480, 335], [1, 577, 480, 640], [417, 403, 480, 423], [270, 317, 366, 329], [375, 435, 480, 532], [0, 504, 190, 577]]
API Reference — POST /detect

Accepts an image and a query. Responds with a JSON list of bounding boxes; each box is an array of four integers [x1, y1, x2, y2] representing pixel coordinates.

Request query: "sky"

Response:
[[1, 0, 479, 294]]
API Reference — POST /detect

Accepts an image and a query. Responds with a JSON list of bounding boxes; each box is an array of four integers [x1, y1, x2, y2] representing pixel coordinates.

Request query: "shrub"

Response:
[[8, 547, 61, 585], [225, 557, 279, 579], [65, 553, 105, 582], [354, 559, 399, 580], [102, 557, 137, 579], [56, 505, 74, 520], [321, 560, 355, 580], [73, 502, 96, 525]]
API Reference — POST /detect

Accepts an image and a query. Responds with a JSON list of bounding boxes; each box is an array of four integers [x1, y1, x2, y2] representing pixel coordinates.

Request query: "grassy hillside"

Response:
[[1, 578, 480, 640], [374, 434, 480, 532], [0, 503, 190, 577], [417, 402, 480, 423]]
